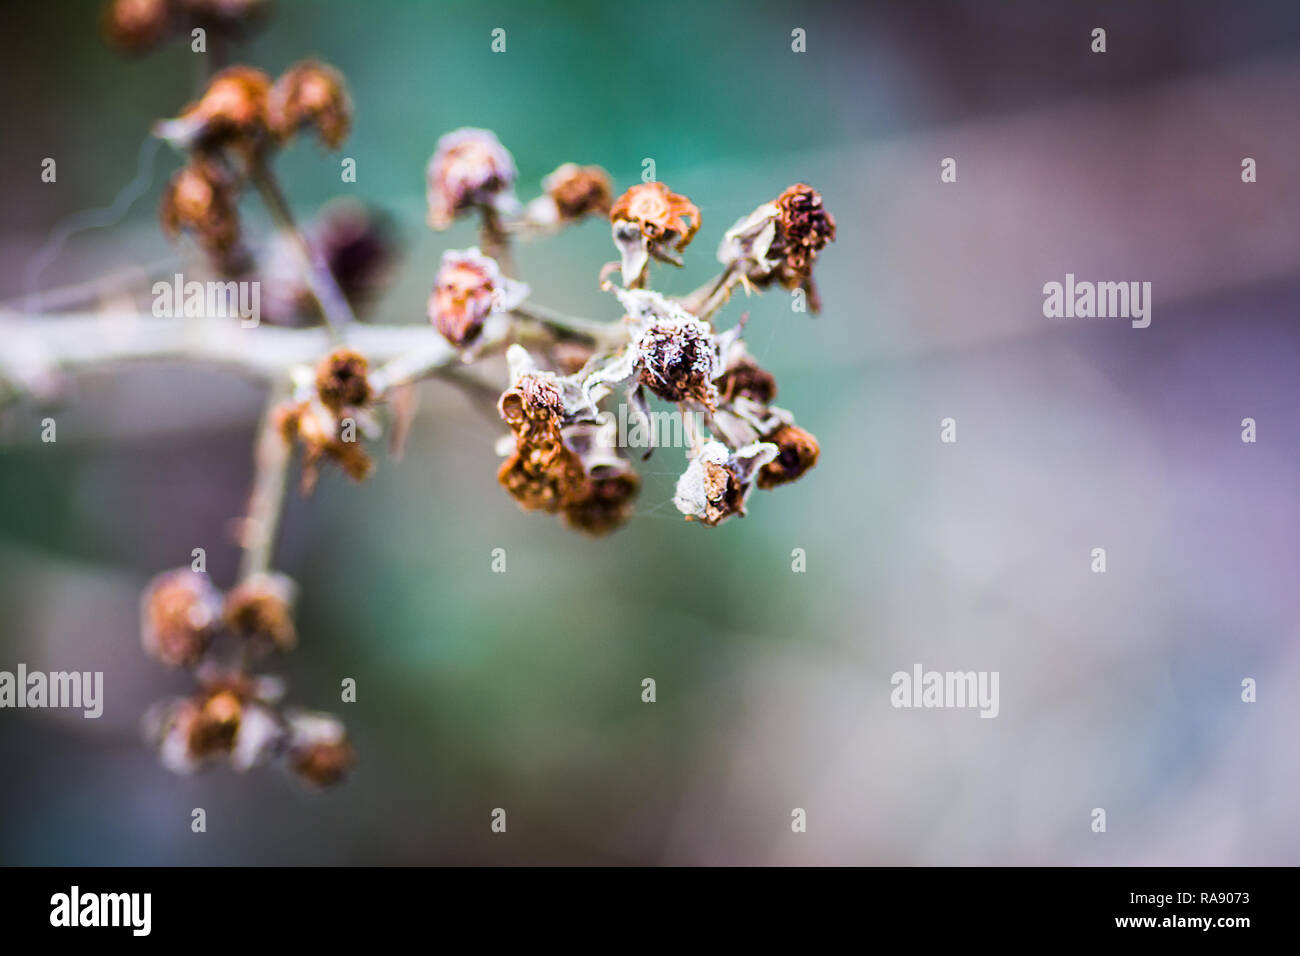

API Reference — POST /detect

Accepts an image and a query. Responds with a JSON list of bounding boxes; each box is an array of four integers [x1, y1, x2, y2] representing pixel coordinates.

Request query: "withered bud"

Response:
[[224, 572, 297, 654], [425, 128, 519, 230], [715, 358, 778, 405], [103, 0, 173, 54], [276, 398, 374, 493], [718, 183, 835, 312], [545, 163, 613, 221], [269, 59, 351, 149], [757, 424, 820, 489], [428, 248, 528, 349], [159, 156, 244, 266], [499, 373, 564, 438], [286, 713, 355, 787], [775, 183, 835, 282], [140, 568, 223, 668], [673, 441, 777, 527], [562, 468, 640, 536], [636, 319, 719, 409], [189, 688, 243, 754], [314, 347, 372, 414], [155, 65, 272, 154], [609, 182, 700, 286]]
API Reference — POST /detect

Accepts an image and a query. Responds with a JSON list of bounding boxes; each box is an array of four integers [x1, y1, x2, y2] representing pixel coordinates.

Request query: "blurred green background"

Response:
[[2, 0, 1299, 864]]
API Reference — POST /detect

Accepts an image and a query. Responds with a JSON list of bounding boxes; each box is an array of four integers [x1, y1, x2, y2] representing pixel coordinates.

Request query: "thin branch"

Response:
[[510, 302, 626, 349], [236, 377, 293, 581], [250, 162, 355, 339]]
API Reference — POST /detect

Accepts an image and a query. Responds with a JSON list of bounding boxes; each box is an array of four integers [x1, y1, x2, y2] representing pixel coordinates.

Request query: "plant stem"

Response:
[[237, 378, 293, 581], [251, 162, 354, 340], [509, 303, 626, 349], [479, 208, 516, 277]]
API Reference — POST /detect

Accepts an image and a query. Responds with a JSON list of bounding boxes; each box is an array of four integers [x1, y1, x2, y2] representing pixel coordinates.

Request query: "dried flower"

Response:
[[148, 680, 284, 774], [425, 128, 519, 230], [276, 396, 374, 493], [286, 712, 355, 787], [609, 182, 700, 286], [154, 65, 273, 156], [224, 572, 298, 655], [314, 347, 372, 414], [269, 59, 351, 149], [102, 0, 173, 54], [428, 248, 529, 348], [159, 156, 248, 271], [140, 568, 223, 668], [525, 163, 613, 227], [757, 423, 820, 488], [636, 316, 719, 409], [673, 440, 777, 526], [719, 183, 835, 311]]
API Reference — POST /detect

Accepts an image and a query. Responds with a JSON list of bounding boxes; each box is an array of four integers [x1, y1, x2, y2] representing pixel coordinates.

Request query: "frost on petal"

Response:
[[673, 440, 777, 527]]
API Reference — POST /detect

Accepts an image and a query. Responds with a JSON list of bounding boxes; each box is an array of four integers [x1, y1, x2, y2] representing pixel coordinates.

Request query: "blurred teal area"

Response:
[[2, 0, 1300, 864]]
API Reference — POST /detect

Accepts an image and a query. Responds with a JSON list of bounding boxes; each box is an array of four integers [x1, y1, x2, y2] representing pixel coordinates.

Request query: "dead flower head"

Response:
[[525, 163, 613, 228], [140, 568, 223, 668], [609, 182, 700, 285], [425, 127, 519, 230], [148, 677, 284, 774], [276, 394, 374, 493], [757, 423, 820, 489], [636, 317, 719, 409], [314, 347, 372, 414], [224, 571, 298, 655], [154, 65, 273, 156], [428, 248, 529, 349], [159, 156, 248, 272], [102, 0, 172, 54], [286, 712, 355, 787], [269, 59, 351, 149], [673, 440, 777, 527], [718, 183, 836, 311]]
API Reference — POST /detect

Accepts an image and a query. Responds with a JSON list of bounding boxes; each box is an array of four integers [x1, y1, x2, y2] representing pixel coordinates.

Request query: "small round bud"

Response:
[[757, 424, 819, 488], [425, 128, 518, 230], [636, 319, 719, 409], [428, 248, 528, 349], [269, 59, 352, 149], [224, 572, 297, 655], [140, 568, 223, 668], [159, 157, 246, 270], [286, 713, 355, 787], [314, 347, 372, 414], [102, 0, 173, 55], [544, 163, 613, 221]]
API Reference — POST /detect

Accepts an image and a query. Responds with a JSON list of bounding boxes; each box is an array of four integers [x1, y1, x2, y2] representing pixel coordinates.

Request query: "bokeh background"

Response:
[[1, 0, 1298, 864]]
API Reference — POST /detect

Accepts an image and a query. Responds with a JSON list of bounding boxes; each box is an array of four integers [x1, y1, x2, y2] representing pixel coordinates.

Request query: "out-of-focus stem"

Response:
[[510, 303, 626, 349], [251, 162, 354, 340], [237, 378, 293, 582], [479, 208, 516, 277]]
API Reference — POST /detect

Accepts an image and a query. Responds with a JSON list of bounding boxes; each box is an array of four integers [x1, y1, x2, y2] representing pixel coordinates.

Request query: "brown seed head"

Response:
[[758, 424, 820, 489], [636, 320, 719, 409], [610, 182, 700, 250], [562, 469, 640, 536], [716, 358, 778, 405], [224, 572, 297, 654], [140, 568, 222, 668], [188, 689, 243, 756], [159, 157, 243, 265], [545, 163, 613, 221], [425, 128, 518, 229], [103, 0, 173, 54], [774, 183, 835, 284], [314, 347, 372, 414], [269, 59, 351, 149]]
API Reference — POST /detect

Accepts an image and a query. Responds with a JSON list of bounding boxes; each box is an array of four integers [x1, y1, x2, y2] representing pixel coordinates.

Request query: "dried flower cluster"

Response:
[[102, 0, 834, 788], [139, 569, 354, 787], [156, 59, 353, 277]]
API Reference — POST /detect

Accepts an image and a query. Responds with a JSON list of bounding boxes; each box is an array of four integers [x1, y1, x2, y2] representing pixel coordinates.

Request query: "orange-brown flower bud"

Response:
[[286, 713, 354, 787], [159, 156, 245, 268], [428, 248, 528, 349], [425, 128, 519, 230], [269, 59, 351, 149], [757, 424, 819, 489], [156, 65, 272, 155], [102, 0, 173, 54], [224, 572, 297, 655], [314, 347, 372, 414], [140, 568, 222, 668], [545, 163, 613, 221]]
